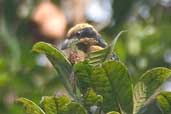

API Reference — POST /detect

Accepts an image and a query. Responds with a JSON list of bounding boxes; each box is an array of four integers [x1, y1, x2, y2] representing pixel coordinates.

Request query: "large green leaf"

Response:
[[88, 31, 125, 66], [134, 67, 171, 114], [17, 98, 45, 114], [156, 92, 171, 114], [140, 68, 171, 97], [32, 42, 74, 98], [99, 60, 133, 113], [74, 60, 133, 113]]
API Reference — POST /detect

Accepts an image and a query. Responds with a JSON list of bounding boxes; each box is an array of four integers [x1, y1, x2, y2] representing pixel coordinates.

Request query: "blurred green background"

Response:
[[0, 0, 171, 114]]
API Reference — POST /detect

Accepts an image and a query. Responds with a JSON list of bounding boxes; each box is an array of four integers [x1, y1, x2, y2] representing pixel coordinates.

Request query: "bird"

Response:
[[61, 23, 118, 64]]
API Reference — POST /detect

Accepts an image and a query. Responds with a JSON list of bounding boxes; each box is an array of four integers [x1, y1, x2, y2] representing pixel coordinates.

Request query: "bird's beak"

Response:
[[61, 39, 69, 50], [61, 38, 79, 50]]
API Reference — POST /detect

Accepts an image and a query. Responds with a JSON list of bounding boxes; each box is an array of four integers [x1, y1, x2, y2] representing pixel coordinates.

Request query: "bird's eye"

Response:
[[76, 31, 81, 36]]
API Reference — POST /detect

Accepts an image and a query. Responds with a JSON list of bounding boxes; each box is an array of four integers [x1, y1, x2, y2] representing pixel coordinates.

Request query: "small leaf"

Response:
[[109, 31, 126, 58], [62, 102, 88, 114], [55, 96, 87, 114], [83, 88, 103, 108], [32, 42, 74, 98], [107, 111, 120, 114], [40, 96, 71, 114], [55, 95, 71, 112], [40, 96, 57, 114], [17, 98, 45, 114], [156, 92, 171, 114]]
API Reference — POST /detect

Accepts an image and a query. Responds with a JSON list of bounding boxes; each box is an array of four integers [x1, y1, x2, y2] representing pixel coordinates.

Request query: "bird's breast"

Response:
[[79, 37, 98, 46]]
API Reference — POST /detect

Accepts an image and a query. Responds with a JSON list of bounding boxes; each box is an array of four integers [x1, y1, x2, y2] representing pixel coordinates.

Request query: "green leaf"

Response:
[[134, 67, 171, 114], [88, 31, 125, 66], [133, 82, 147, 114], [156, 92, 171, 114], [140, 67, 171, 97], [74, 60, 133, 113], [98, 60, 133, 113], [74, 61, 92, 94], [109, 31, 126, 55], [83, 88, 103, 108], [62, 102, 87, 114], [88, 48, 110, 66], [17, 98, 45, 114], [55, 95, 71, 112], [40, 96, 57, 114], [32, 42, 74, 98], [44, 96, 87, 114], [40, 96, 71, 114], [107, 111, 121, 114], [18, 96, 86, 114]]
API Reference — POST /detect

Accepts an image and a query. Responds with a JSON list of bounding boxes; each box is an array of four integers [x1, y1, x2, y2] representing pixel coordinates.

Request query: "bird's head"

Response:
[[61, 23, 107, 51]]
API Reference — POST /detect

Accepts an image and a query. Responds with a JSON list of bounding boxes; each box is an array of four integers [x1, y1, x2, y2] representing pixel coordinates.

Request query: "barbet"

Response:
[[61, 23, 118, 64]]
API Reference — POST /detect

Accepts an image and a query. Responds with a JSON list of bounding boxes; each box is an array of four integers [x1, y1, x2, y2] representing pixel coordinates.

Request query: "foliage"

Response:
[[18, 37, 171, 114], [156, 92, 171, 114], [1, 0, 171, 114]]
